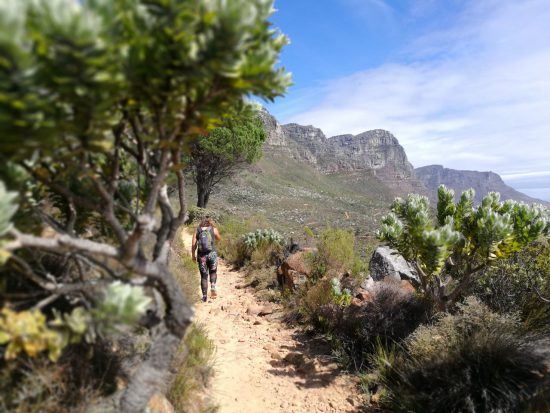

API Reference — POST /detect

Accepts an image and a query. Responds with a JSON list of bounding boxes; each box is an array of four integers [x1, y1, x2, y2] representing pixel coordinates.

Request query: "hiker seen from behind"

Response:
[[192, 217, 222, 302]]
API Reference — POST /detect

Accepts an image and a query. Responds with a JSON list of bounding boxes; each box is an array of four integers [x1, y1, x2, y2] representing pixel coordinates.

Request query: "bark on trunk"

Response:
[[196, 182, 210, 208]]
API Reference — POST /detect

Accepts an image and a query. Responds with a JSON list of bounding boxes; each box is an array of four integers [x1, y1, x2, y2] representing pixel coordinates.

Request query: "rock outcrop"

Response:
[[277, 250, 315, 290], [369, 246, 420, 286], [415, 165, 548, 205], [259, 109, 543, 205], [260, 109, 427, 195]]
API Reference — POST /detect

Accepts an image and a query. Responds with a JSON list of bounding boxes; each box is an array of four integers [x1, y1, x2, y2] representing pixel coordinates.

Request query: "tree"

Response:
[[188, 109, 266, 208], [0, 0, 289, 411], [377, 185, 549, 311]]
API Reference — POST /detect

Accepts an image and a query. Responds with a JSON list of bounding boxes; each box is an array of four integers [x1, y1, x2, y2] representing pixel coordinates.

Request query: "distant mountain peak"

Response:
[[416, 164, 548, 205]]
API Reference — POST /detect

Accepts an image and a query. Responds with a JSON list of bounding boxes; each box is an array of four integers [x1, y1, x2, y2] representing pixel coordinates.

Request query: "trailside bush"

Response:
[[168, 324, 216, 413], [216, 215, 272, 266], [186, 207, 222, 225], [316, 228, 355, 275], [473, 241, 550, 331], [375, 298, 549, 413], [358, 280, 430, 349], [377, 186, 549, 311]]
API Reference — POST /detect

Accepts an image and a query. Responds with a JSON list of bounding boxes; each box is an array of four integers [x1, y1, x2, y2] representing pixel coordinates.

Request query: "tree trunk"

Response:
[[196, 177, 207, 208], [196, 179, 211, 209]]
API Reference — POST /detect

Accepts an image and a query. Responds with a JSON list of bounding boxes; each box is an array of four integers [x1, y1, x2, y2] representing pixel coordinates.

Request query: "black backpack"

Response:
[[197, 226, 215, 254]]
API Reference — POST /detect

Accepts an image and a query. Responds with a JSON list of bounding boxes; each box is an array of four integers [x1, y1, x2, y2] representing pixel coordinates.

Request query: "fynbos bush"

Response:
[[375, 298, 548, 413], [377, 186, 549, 310]]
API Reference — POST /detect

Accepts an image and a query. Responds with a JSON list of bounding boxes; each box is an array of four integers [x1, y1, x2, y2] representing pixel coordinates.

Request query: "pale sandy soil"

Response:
[[181, 230, 365, 413]]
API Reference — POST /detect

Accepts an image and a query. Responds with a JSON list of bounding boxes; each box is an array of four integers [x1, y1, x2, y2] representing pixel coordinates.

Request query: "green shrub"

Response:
[[186, 207, 222, 225], [216, 215, 271, 266], [168, 324, 217, 413], [298, 278, 337, 327], [473, 241, 550, 331], [317, 228, 355, 274], [243, 228, 284, 251], [243, 228, 284, 267], [375, 298, 548, 413]]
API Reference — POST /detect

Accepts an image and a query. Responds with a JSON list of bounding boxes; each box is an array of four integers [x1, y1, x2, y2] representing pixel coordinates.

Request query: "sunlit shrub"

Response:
[[186, 207, 222, 225], [473, 241, 550, 331], [168, 324, 217, 413], [316, 228, 355, 274], [377, 186, 549, 310], [216, 215, 271, 266]]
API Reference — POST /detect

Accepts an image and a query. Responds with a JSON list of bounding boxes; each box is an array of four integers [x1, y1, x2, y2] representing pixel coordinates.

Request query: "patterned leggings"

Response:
[[198, 251, 218, 296]]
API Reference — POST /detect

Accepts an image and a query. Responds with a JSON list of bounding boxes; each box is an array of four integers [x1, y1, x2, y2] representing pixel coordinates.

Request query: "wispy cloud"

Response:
[[278, 0, 550, 200]]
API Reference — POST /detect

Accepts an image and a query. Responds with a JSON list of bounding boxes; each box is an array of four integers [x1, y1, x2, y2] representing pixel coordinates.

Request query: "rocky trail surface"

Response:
[[181, 230, 365, 413]]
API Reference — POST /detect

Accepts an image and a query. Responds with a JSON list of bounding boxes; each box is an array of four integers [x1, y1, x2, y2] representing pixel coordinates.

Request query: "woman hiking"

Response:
[[191, 217, 222, 302]]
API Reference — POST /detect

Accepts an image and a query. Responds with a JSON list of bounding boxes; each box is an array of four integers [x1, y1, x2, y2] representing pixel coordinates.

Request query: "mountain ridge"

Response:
[[415, 164, 549, 206], [259, 108, 547, 205]]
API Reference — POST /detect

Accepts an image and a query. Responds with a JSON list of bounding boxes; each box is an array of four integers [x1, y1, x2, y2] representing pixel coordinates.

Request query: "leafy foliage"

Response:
[[330, 277, 352, 306], [0, 282, 150, 362], [188, 108, 267, 208], [0, 308, 62, 361], [243, 228, 284, 251], [473, 241, 550, 331], [0, 0, 289, 409], [377, 185, 548, 309]]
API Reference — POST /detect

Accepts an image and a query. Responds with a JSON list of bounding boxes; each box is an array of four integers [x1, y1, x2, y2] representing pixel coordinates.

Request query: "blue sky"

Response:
[[266, 0, 550, 201]]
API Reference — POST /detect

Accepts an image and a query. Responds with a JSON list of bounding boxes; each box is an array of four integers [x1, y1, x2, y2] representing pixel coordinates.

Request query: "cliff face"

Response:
[[259, 109, 545, 204], [259, 108, 426, 195], [415, 165, 548, 205]]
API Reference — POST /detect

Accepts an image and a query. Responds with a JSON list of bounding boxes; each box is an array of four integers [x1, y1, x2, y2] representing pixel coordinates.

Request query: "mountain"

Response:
[[259, 109, 427, 197], [415, 165, 548, 205], [201, 110, 546, 238]]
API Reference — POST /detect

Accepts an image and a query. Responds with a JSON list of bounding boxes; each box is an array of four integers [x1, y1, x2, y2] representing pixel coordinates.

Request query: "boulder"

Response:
[[277, 249, 315, 290], [369, 246, 419, 285]]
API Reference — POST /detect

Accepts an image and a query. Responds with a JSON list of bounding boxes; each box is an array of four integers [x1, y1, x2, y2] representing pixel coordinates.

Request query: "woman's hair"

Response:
[[199, 217, 214, 228]]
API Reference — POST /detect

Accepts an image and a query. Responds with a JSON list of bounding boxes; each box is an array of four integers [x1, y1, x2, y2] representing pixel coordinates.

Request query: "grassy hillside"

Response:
[[189, 150, 397, 242]]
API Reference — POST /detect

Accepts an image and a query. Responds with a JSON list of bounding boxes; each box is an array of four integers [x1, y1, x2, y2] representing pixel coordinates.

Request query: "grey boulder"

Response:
[[369, 246, 419, 285]]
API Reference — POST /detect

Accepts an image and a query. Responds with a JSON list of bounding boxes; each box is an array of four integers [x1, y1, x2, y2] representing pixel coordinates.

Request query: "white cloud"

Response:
[[279, 0, 550, 200]]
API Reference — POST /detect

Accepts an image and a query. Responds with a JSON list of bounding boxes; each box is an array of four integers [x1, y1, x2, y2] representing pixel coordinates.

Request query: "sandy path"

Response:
[[181, 230, 364, 413]]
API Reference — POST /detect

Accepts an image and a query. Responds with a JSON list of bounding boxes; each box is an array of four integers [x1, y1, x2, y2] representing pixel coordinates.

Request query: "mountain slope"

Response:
[[416, 165, 548, 205]]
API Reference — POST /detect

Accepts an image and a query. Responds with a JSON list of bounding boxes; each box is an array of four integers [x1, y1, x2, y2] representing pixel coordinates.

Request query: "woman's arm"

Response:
[[213, 227, 222, 241]]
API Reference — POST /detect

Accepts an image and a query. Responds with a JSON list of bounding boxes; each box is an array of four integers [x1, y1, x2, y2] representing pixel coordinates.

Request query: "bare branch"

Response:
[[7, 229, 119, 259], [89, 174, 127, 243], [143, 149, 171, 216]]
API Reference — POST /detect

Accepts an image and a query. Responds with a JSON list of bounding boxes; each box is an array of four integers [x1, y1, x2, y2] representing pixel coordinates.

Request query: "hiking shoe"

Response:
[[210, 290, 218, 299], [201, 296, 207, 302]]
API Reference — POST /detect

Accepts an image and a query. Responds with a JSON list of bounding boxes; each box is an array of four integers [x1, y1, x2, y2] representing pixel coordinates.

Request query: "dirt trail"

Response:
[[181, 229, 364, 413]]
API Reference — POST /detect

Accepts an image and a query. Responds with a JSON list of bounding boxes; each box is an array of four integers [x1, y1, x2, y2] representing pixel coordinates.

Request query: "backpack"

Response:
[[197, 226, 215, 254]]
